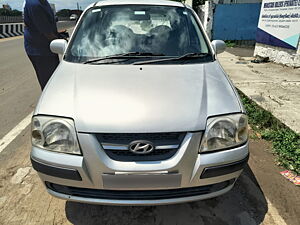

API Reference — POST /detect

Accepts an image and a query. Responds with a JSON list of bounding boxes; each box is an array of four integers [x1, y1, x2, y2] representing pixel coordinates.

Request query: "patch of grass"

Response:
[[238, 90, 300, 174], [225, 41, 236, 48]]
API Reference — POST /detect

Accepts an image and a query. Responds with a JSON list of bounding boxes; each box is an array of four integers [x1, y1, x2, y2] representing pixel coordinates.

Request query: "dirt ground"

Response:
[[219, 47, 300, 134], [0, 128, 299, 225]]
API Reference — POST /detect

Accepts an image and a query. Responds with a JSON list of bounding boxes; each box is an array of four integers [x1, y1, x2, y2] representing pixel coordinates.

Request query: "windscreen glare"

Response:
[[65, 5, 210, 63]]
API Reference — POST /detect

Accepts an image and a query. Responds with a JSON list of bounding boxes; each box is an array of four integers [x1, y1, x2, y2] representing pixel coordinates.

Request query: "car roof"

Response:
[[92, 0, 185, 8]]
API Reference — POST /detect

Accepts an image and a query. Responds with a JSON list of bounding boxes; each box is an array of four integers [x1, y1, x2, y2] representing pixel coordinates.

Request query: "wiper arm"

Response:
[[128, 52, 165, 56], [133, 53, 211, 65], [83, 52, 165, 64]]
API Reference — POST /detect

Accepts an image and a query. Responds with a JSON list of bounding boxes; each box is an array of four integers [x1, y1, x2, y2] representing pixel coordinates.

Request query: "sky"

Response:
[[0, 0, 97, 11]]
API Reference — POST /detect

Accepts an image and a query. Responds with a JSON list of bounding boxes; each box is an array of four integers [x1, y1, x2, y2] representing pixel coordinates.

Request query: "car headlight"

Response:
[[199, 114, 248, 153], [31, 116, 81, 155]]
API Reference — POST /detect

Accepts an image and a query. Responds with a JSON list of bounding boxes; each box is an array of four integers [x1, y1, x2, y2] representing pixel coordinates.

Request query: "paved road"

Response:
[[0, 21, 299, 225], [219, 49, 300, 134], [0, 35, 38, 139], [1, 130, 297, 225], [57, 21, 76, 32], [0, 21, 75, 140]]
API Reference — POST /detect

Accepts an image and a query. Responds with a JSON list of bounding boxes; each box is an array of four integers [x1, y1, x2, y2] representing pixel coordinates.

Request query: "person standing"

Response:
[[23, 0, 60, 90]]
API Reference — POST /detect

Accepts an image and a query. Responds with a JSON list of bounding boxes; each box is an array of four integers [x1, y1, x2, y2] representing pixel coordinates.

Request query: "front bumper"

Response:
[[31, 132, 249, 205], [44, 179, 236, 206]]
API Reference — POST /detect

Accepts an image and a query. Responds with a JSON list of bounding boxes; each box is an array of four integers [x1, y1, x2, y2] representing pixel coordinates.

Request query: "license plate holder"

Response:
[[102, 173, 182, 189]]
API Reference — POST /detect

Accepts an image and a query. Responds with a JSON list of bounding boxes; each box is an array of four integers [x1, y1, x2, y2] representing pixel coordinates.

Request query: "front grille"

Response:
[[95, 132, 186, 162], [98, 133, 185, 145], [105, 149, 178, 161], [46, 179, 234, 200]]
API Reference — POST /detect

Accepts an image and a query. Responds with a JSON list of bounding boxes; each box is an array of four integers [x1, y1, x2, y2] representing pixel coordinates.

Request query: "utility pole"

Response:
[[77, 2, 79, 10]]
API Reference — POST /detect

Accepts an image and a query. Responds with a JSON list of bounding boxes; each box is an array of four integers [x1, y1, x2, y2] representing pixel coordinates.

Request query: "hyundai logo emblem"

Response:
[[129, 140, 155, 155]]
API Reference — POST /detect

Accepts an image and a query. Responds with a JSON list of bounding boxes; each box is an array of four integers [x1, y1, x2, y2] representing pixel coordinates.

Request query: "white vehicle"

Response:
[[69, 14, 78, 20], [31, 0, 249, 206]]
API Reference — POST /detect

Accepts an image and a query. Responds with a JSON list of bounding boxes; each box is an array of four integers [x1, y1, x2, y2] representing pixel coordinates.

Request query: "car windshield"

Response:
[[65, 5, 211, 64]]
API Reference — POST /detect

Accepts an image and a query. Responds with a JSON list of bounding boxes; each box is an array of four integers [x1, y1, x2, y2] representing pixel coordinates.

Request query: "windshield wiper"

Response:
[[133, 53, 212, 65], [83, 52, 165, 64]]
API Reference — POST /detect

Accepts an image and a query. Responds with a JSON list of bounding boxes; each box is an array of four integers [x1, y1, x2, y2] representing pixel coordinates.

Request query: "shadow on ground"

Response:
[[65, 165, 267, 225], [226, 47, 255, 58]]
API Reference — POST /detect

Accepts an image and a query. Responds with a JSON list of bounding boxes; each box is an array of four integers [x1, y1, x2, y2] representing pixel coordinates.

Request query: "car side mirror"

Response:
[[211, 40, 226, 54], [50, 39, 68, 55]]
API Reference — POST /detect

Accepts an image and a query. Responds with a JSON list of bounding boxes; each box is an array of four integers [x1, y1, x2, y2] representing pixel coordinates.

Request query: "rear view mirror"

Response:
[[211, 40, 226, 54], [50, 39, 68, 55], [130, 11, 150, 20]]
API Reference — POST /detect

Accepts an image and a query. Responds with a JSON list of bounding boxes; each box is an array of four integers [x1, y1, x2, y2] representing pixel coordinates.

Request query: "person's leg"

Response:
[[36, 55, 60, 90], [28, 55, 59, 90], [28, 55, 40, 81], [46, 55, 60, 76]]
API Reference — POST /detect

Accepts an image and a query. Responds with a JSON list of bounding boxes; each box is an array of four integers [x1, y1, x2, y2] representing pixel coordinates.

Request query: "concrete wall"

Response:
[[254, 40, 300, 67], [253, 0, 300, 67], [0, 23, 24, 39], [0, 16, 23, 24], [198, 0, 299, 67]]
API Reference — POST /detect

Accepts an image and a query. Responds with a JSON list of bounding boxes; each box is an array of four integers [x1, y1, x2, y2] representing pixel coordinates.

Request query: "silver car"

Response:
[[31, 0, 249, 205]]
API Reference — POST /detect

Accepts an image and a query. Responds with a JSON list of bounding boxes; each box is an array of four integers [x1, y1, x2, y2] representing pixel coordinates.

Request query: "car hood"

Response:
[[35, 61, 242, 133]]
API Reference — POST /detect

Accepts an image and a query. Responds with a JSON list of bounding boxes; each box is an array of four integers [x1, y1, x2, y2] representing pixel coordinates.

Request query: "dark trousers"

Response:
[[28, 55, 59, 90]]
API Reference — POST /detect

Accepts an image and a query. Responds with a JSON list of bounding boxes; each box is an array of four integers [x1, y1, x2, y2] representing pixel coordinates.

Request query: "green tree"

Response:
[[10, 10, 22, 16], [56, 9, 72, 17], [0, 8, 22, 16]]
